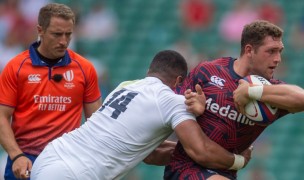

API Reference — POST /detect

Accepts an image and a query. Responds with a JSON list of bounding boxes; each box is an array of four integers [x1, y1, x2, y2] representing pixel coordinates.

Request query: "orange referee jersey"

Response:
[[0, 42, 101, 155]]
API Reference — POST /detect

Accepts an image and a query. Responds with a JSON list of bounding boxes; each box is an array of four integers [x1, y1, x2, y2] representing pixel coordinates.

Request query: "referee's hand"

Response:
[[12, 155, 32, 179]]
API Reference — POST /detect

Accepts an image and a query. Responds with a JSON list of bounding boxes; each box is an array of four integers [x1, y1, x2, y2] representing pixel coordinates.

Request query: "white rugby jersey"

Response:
[[35, 77, 196, 180]]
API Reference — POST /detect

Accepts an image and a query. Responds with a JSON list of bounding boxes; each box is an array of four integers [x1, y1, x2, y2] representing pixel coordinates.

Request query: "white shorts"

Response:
[[31, 144, 77, 180]]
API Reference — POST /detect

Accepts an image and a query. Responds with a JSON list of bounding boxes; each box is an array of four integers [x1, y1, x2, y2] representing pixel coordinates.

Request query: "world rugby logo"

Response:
[[63, 70, 74, 82]]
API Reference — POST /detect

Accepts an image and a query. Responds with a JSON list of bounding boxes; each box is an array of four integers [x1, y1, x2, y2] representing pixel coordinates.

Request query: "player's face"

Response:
[[250, 36, 284, 80], [37, 16, 74, 59]]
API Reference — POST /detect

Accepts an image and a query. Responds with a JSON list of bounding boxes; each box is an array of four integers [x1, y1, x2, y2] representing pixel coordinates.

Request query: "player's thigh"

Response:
[[31, 145, 75, 180], [166, 167, 233, 180], [207, 174, 231, 180], [32, 159, 74, 180]]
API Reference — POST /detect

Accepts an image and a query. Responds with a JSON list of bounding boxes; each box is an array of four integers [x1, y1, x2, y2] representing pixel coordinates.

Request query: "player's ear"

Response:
[[245, 44, 254, 57], [173, 75, 183, 88], [37, 25, 43, 35]]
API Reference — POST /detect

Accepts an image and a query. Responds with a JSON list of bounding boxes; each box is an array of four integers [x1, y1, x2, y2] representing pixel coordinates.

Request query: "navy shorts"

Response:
[[4, 153, 37, 180], [164, 165, 236, 180]]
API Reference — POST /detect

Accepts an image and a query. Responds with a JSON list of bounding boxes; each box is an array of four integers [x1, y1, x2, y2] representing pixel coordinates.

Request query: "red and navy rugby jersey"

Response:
[[166, 57, 288, 178]]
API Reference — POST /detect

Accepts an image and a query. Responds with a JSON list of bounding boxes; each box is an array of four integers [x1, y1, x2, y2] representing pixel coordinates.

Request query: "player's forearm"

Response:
[[261, 85, 304, 112], [188, 138, 252, 170], [143, 140, 176, 166], [185, 136, 237, 169], [176, 121, 247, 170], [83, 99, 102, 119], [0, 118, 23, 159]]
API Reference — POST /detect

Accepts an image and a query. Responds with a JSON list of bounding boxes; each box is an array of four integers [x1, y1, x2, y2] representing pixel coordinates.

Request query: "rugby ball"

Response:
[[243, 75, 278, 125]]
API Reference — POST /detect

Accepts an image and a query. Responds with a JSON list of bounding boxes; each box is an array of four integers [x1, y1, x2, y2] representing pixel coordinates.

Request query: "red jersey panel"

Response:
[[0, 42, 101, 155]]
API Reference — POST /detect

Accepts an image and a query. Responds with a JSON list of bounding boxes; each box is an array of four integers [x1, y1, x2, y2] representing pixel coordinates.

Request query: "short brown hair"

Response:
[[240, 20, 283, 55], [38, 3, 75, 30]]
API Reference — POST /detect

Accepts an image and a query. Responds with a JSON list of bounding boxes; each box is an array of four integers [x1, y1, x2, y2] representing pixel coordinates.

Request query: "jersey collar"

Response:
[[29, 41, 71, 67]]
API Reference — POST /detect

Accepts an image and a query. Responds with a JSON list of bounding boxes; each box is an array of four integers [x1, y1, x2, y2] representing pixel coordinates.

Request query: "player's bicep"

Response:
[[174, 120, 207, 158], [0, 65, 18, 106], [0, 105, 14, 122], [83, 99, 102, 119]]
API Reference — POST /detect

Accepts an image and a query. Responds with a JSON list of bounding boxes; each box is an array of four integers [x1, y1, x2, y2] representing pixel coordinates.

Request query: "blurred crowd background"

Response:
[[1, 0, 304, 179]]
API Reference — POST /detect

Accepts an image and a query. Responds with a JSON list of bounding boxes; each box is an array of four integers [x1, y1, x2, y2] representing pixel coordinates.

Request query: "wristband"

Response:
[[229, 154, 245, 170], [248, 85, 263, 100], [11, 153, 26, 165]]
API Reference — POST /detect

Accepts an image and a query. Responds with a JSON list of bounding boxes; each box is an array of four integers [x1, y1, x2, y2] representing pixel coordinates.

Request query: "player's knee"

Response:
[[207, 174, 231, 180]]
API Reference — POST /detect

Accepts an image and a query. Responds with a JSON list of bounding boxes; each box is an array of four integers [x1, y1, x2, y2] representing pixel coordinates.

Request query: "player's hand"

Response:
[[12, 155, 32, 179], [184, 84, 206, 116], [143, 140, 177, 165], [233, 79, 251, 114], [240, 145, 253, 168]]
